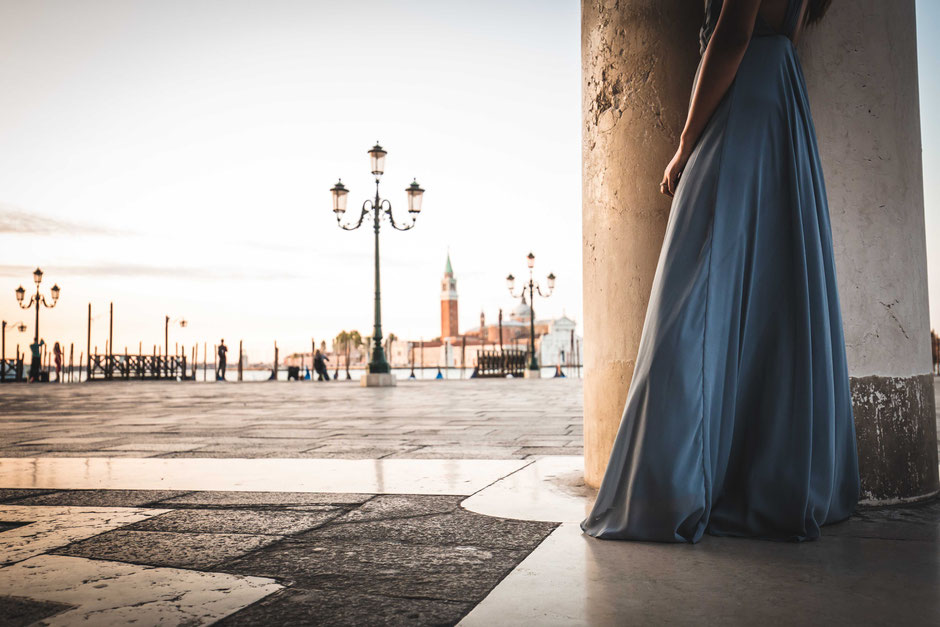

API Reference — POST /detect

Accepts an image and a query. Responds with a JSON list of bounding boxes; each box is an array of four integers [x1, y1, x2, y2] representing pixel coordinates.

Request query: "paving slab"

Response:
[[128, 508, 342, 535], [10, 489, 191, 507], [153, 490, 371, 507], [0, 555, 281, 626], [460, 522, 940, 626], [0, 457, 528, 495], [55, 529, 282, 570], [220, 538, 529, 603], [334, 494, 462, 523], [305, 508, 557, 551], [216, 588, 471, 627], [0, 595, 73, 627]]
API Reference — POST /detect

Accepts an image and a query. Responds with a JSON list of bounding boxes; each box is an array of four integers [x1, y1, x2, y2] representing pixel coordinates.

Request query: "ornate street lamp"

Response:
[[330, 142, 425, 386], [15, 268, 59, 381], [507, 252, 555, 377], [15, 267, 59, 346]]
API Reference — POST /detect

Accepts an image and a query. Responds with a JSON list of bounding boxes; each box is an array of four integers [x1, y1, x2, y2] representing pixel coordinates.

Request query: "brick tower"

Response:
[[440, 253, 459, 339]]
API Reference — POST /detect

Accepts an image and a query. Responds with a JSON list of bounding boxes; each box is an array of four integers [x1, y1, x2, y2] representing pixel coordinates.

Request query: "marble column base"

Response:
[[523, 369, 541, 379], [360, 373, 396, 387], [852, 373, 940, 504]]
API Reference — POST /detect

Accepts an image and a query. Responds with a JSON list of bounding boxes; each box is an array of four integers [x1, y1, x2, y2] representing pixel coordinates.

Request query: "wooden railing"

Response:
[[87, 354, 190, 381], [476, 349, 528, 378]]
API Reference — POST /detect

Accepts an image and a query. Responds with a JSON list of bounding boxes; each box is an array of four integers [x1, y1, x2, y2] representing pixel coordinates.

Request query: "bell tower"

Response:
[[441, 253, 459, 339]]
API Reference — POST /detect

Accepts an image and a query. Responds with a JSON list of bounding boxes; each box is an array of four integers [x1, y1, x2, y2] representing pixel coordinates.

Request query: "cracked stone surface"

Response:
[[55, 529, 282, 570]]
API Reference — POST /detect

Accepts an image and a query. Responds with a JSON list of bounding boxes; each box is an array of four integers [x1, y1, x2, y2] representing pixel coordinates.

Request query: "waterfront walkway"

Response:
[[0, 379, 938, 625]]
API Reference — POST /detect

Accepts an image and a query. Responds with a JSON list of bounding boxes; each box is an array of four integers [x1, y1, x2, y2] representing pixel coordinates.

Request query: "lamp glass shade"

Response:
[[330, 180, 349, 215], [526, 252, 535, 269], [17, 323, 26, 333], [369, 143, 387, 176], [405, 179, 424, 213], [506, 274, 515, 291], [50, 284, 60, 301], [180, 319, 188, 328], [33, 268, 43, 285], [15, 286, 25, 302], [546, 273, 556, 290]]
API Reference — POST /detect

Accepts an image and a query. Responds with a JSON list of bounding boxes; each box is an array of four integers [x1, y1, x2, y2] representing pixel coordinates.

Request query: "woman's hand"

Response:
[[660, 144, 692, 198]]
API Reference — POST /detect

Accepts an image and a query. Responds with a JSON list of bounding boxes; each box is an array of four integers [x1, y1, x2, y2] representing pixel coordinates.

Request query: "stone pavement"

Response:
[[0, 378, 938, 626], [0, 380, 583, 460]]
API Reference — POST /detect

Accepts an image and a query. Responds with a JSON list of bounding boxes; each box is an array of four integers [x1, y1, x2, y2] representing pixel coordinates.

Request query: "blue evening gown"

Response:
[[581, 0, 860, 543]]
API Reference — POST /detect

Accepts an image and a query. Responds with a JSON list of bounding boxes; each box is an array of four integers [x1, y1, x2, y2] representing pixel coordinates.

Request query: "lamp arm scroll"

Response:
[[384, 199, 416, 231], [337, 199, 373, 231]]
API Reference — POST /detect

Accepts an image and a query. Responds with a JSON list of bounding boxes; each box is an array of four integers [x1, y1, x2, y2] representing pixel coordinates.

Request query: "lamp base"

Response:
[[523, 369, 541, 379], [361, 373, 397, 388]]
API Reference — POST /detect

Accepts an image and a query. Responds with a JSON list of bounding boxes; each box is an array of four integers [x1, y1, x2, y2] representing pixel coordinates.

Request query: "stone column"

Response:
[[801, 0, 938, 503], [581, 1, 701, 487], [583, 0, 938, 502]]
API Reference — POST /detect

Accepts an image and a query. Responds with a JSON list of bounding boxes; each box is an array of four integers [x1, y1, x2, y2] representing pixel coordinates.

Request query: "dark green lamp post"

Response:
[[507, 252, 555, 375], [331, 143, 425, 381]]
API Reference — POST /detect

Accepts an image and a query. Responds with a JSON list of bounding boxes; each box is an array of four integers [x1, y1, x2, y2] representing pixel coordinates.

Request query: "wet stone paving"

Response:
[[0, 379, 578, 625], [1, 378, 939, 625]]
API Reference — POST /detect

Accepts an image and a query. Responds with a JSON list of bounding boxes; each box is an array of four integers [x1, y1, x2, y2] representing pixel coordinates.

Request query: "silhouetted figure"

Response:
[[28, 339, 44, 383], [313, 350, 330, 381], [217, 339, 228, 381], [53, 342, 62, 382]]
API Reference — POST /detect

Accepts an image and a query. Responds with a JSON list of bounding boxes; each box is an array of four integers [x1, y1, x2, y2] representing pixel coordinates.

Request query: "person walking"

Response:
[[582, 0, 859, 543], [313, 349, 330, 381], [53, 342, 62, 382], [216, 339, 228, 381]]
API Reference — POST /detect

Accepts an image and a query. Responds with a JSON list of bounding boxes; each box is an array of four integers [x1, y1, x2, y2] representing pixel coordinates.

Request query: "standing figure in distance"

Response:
[[216, 339, 228, 381], [582, 0, 859, 543], [53, 342, 62, 383]]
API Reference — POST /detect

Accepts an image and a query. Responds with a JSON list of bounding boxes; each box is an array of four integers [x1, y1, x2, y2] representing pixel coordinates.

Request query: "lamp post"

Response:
[[165, 316, 187, 377], [15, 268, 60, 381], [330, 142, 425, 387], [507, 252, 555, 378]]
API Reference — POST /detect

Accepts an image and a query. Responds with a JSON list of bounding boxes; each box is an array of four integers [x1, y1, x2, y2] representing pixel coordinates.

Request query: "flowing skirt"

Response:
[[581, 34, 860, 543]]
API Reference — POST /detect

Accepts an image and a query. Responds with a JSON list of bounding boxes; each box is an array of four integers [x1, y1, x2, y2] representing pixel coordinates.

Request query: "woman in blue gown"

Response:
[[581, 0, 860, 543]]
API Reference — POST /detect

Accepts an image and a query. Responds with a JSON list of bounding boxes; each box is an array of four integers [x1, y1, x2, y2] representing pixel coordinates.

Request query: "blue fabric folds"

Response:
[[582, 5, 860, 543]]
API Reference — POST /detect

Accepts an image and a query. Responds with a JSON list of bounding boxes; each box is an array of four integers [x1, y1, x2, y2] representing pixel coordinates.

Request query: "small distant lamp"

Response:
[[405, 179, 424, 214], [331, 180, 349, 216]]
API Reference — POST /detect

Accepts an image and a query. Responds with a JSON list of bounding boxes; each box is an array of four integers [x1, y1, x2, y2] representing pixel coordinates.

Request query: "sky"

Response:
[[0, 0, 582, 360], [0, 0, 938, 363]]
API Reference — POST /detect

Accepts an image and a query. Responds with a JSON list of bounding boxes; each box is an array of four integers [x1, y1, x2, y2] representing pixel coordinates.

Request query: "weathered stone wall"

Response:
[[581, 0, 701, 486], [800, 0, 938, 502]]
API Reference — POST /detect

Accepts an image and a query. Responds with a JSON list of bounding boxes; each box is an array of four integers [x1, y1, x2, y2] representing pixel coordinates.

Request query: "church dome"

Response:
[[511, 302, 533, 321]]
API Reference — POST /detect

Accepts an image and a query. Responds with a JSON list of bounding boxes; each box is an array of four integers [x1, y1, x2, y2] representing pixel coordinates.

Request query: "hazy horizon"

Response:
[[1, 0, 938, 363]]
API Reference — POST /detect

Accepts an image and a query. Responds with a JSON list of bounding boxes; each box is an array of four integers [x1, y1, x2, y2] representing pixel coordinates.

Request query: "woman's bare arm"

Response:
[[661, 0, 762, 197]]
